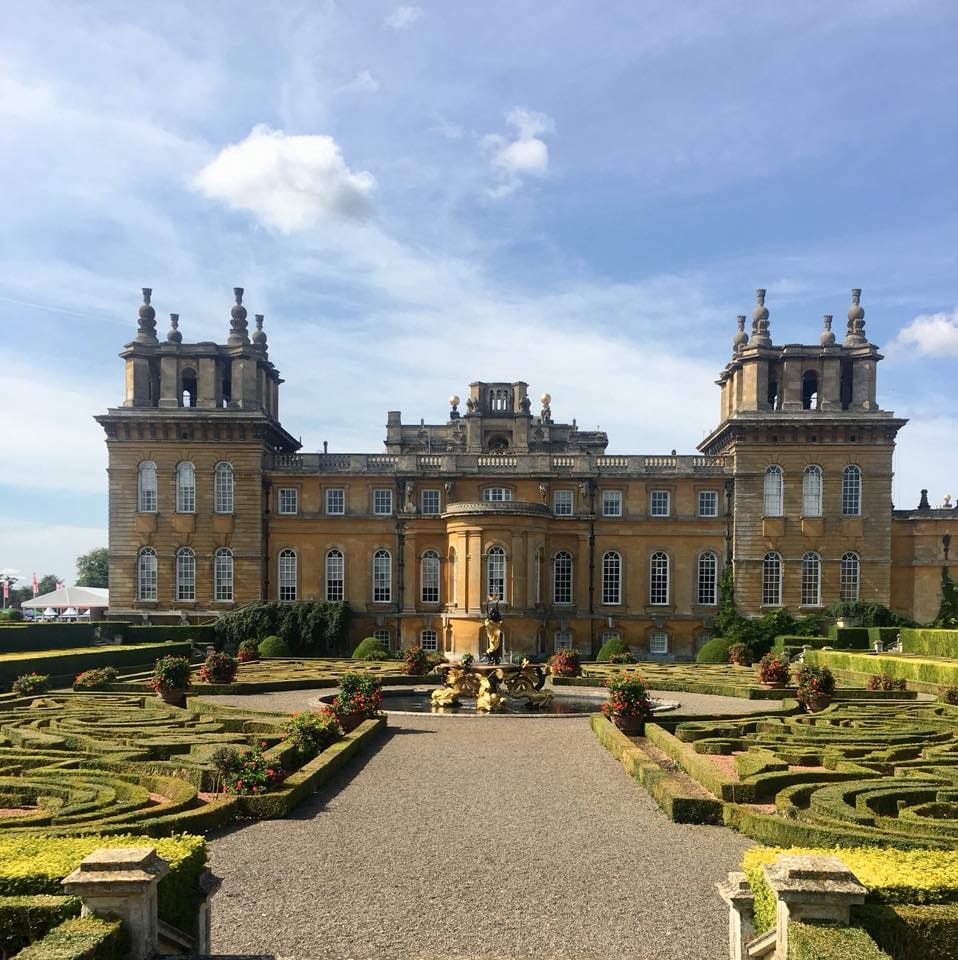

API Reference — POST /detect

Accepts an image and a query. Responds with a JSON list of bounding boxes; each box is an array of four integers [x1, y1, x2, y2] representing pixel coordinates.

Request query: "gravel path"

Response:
[[209, 709, 753, 960]]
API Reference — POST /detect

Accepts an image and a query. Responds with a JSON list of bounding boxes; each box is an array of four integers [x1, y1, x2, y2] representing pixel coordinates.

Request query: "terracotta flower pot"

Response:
[[339, 710, 366, 734], [613, 715, 646, 736]]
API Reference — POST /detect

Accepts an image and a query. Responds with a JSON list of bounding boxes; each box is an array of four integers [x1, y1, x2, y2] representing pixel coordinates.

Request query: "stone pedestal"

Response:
[[716, 871, 755, 960], [763, 855, 867, 959], [62, 847, 169, 960]]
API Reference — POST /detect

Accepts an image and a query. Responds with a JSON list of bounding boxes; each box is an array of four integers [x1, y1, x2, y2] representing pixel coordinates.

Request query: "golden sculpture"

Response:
[[483, 595, 504, 665], [475, 672, 507, 712], [430, 685, 461, 708]]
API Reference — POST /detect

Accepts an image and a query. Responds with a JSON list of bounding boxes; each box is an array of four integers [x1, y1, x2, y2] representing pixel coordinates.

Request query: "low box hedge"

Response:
[[0, 642, 194, 689], [96, 623, 216, 646], [11, 916, 125, 960], [900, 629, 958, 658], [855, 903, 958, 960], [0, 895, 81, 957], [0, 624, 98, 654], [805, 650, 958, 688], [787, 921, 888, 960]]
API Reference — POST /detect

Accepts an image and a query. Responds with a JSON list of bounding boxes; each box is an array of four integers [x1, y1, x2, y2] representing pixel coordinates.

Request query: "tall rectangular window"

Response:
[[138, 462, 157, 513], [649, 631, 669, 655], [649, 552, 669, 605], [553, 630, 572, 651], [214, 549, 233, 602], [421, 489, 441, 515], [697, 552, 717, 605], [278, 488, 298, 515], [842, 466, 862, 516], [421, 551, 440, 603], [762, 553, 782, 607], [553, 552, 573, 605], [650, 490, 670, 517], [325, 550, 344, 602], [176, 462, 195, 513], [698, 491, 718, 517], [602, 490, 622, 517], [373, 489, 393, 515], [553, 490, 574, 515], [373, 550, 392, 602], [326, 488, 345, 515], [420, 629, 438, 652], [278, 550, 297, 601], [602, 552, 621, 605]]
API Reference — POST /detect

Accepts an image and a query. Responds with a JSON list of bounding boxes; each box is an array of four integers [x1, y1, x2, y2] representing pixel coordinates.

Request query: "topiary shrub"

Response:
[[258, 635, 290, 658], [695, 636, 731, 663], [352, 637, 391, 660], [596, 634, 629, 662], [73, 667, 119, 691]]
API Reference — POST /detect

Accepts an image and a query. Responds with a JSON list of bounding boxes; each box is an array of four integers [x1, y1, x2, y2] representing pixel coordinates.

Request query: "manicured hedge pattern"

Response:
[[0, 895, 80, 957], [856, 903, 958, 960], [900, 629, 958, 658], [805, 650, 958, 689], [669, 701, 958, 849], [0, 625, 99, 654], [11, 916, 125, 959], [787, 921, 888, 960]]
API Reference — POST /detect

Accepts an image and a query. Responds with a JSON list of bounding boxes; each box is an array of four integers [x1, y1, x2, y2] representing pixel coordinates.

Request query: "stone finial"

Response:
[[844, 288, 867, 345], [751, 289, 772, 347], [449, 394, 460, 419], [919, 489, 930, 510], [136, 288, 158, 344], [820, 314, 836, 346], [166, 313, 182, 344], [540, 393, 552, 421], [252, 313, 267, 347], [228, 287, 249, 345], [732, 314, 749, 354]]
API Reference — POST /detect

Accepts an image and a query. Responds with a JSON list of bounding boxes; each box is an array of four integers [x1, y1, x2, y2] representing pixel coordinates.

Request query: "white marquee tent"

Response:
[[21, 586, 109, 611]]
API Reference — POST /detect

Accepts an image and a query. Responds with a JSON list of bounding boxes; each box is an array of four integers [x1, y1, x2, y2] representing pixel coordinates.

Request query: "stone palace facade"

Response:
[[96, 287, 955, 658]]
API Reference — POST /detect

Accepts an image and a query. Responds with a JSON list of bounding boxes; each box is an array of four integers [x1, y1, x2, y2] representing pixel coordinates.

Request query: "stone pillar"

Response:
[[780, 350, 804, 411], [403, 532, 417, 612], [197, 357, 219, 408], [819, 355, 841, 410], [158, 356, 179, 408], [62, 847, 170, 960], [716, 872, 755, 960], [764, 855, 867, 959]]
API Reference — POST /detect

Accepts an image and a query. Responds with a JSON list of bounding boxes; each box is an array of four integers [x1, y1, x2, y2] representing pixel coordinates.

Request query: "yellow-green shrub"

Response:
[[744, 846, 958, 932], [12, 915, 125, 959]]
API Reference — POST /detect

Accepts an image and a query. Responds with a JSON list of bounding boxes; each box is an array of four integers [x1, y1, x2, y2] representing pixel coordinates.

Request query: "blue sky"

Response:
[[1, 1, 956, 584]]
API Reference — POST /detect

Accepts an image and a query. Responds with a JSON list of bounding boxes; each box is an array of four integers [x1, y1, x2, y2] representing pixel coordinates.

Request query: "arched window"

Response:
[[326, 549, 344, 602], [486, 545, 506, 602], [214, 548, 233, 602], [278, 549, 297, 601], [421, 550, 440, 603], [763, 465, 784, 517], [697, 551, 717, 606], [448, 548, 457, 605], [553, 551, 573, 605], [214, 462, 234, 514], [175, 547, 195, 602], [842, 465, 862, 516], [840, 552, 860, 602], [650, 551, 669, 605], [802, 465, 823, 517], [801, 552, 821, 607], [175, 462, 195, 513], [802, 371, 819, 410], [137, 461, 157, 513], [762, 552, 782, 606], [373, 549, 392, 603], [181, 368, 197, 408], [137, 547, 157, 601], [601, 551, 621, 605]]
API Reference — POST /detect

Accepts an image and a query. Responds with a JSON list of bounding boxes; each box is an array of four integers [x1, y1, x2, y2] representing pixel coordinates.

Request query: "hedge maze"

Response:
[[656, 701, 958, 849]]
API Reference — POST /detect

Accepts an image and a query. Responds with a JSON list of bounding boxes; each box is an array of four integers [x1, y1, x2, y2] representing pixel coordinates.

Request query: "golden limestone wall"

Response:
[[729, 440, 894, 612], [891, 515, 954, 623], [106, 439, 265, 616]]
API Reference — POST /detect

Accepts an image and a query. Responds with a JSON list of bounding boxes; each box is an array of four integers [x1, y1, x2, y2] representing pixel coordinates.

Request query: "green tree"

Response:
[[76, 547, 109, 588], [935, 567, 958, 628]]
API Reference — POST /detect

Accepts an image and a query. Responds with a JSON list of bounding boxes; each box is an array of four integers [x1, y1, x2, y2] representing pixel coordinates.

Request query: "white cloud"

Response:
[[891, 307, 958, 356], [338, 69, 380, 94], [481, 107, 555, 196], [192, 124, 376, 232], [384, 5, 424, 30]]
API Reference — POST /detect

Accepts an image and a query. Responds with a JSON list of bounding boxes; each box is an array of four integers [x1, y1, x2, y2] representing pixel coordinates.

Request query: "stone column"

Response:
[[716, 872, 755, 960], [403, 532, 417, 612], [61, 847, 169, 960]]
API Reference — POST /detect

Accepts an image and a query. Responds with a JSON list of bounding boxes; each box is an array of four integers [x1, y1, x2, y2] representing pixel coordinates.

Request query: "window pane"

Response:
[[176, 549, 195, 601], [326, 550, 344, 602], [649, 631, 669, 655], [554, 490, 573, 515], [279, 550, 297, 601], [801, 552, 821, 606], [553, 630, 572, 651], [602, 490, 622, 517], [279, 488, 298, 514], [373, 629, 391, 649], [840, 553, 860, 602], [421, 489, 441, 515], [421, 551, 440, 603], [176, 463, 195, 513], [214, 549, 233, 601], [483, 487, 512, 502], [764, 466, 783, 517], [487, 546, 506, 602], [374, 489, 393, 514], [553, 551, 573, 605], [842, 466, 861, 516], [373, 550, 391, 602], [698, 491, 718, 517], [138, 462, 157, 513], [602, 552, 621, 605], [802, 466, 822, 517], [420, 629, 438, 652], [697, 552, 717, 605], [326, 488, 345, 514], [138, 549, 157, 601], [214, 463, 234, 514], [650, 552, 669, 605], [650, 491, 670, 516], [762, 553, 782, 606]]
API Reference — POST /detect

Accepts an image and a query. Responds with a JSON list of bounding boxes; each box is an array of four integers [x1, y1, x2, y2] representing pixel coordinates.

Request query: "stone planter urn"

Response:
[[339, 711, 366, 734], [761, 681, 787, 689], [804, 694, 832, 713], [155, 687, 186, 707], [613, 715, 646, 736]]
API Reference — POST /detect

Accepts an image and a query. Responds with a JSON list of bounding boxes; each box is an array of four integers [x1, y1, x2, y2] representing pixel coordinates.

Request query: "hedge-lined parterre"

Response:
[[667, 701, 958, 848]]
